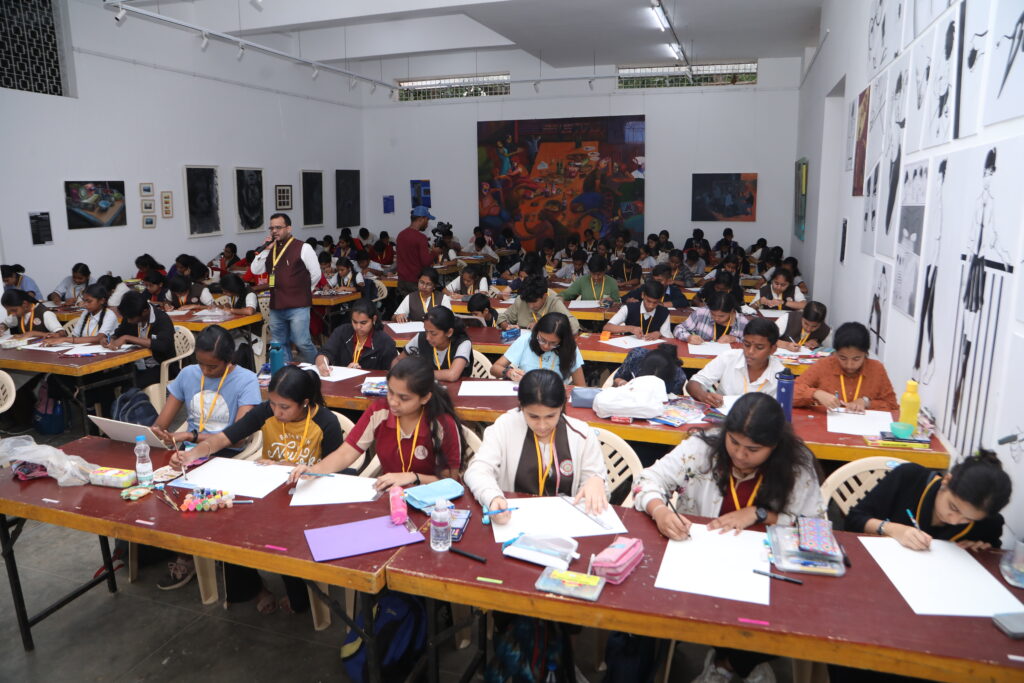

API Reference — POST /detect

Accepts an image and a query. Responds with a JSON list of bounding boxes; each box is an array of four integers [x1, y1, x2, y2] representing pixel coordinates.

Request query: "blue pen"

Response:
[[905, 508, 921, 530], [482, 507, 519, 516], [299, 472, 333, 478], [501, 532, 524, 549]]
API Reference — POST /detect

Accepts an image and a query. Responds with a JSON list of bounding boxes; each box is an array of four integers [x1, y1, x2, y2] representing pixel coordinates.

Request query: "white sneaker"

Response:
[[744, 662, 776, 683], [692, 649, 732, 683]]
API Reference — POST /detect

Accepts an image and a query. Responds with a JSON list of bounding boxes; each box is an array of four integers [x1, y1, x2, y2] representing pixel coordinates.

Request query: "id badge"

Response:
[[268, 274, 275, 288]]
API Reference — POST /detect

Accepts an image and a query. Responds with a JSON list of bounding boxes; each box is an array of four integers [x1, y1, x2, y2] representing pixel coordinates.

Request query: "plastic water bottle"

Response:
[[134, 435, 153, 487], [430, 498, 451, 551], [775, 369, 795, 422], [269, 342, 285, 376], [545, 662, 558, 682]]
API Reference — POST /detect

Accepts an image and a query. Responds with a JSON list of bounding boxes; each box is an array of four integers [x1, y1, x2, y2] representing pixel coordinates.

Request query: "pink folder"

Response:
[[304, 515, 424, 562]]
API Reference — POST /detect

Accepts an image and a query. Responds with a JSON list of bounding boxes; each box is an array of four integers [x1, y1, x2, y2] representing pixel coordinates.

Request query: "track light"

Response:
[[250, 0, 263, 8], [349, 78, 358, 90], [670, 43, 684, 60], [650, 1, 669, 32], [370, 83, 377, 94], [533, 81, 540, 93], [311, 65, 319, 80], [200, 31, 209, 50], [588, 79, 594, 91], [237, 42, 245, 59], [114, 5, 127, 25]]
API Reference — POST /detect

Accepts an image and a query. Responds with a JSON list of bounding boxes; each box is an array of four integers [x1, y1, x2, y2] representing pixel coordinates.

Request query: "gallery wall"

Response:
[[797, 0, 1024, 539], [0, 0, 363, 291]]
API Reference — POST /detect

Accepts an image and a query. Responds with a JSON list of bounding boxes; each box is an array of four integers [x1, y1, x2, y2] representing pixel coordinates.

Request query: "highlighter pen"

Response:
[[482, 507, 519, 516], [753, 569, 803, 585]]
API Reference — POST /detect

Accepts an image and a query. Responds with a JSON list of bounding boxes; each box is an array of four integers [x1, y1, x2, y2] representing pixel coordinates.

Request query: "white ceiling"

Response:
[[129, 0, 822, 68]]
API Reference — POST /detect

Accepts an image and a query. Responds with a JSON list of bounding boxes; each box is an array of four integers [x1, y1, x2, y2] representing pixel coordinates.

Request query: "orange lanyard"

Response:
[[433, 343, 452, 370], [396, 410, 423, 472], [839, 374, 863, 402], [19, 304, 36, 334], [287, 407, 313, 461], [177, 293, 187, 307], [917, 476, 974, 541], [352, 334, 367, 363], [729, 473, 763, 510], [534, 430, 555, 495], [198, 365, 232, 433], [742, 373, 766, 394]]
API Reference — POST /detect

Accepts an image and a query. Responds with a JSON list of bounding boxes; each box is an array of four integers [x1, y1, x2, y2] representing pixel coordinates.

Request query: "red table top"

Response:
[[386, 496, 1024, 682], [0, 339, 151, 377]]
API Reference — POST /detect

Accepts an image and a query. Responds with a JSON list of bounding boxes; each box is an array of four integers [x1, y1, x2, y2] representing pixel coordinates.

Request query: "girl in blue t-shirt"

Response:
[[490, 312, 585, 385]]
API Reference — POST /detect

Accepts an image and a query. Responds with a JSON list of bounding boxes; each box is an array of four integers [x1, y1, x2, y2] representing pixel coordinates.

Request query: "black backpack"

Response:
[[110, 388, 158, 426], [486, 615, 576, 683], [340, 591, 428, 683]]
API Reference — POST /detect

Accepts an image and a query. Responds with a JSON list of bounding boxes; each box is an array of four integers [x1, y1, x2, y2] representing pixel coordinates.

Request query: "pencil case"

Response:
[[89, 466, 138, 488], [404, 478, 464, 511], [570, 387, 600, 408], [796, 517, 841, 559], [591, 536, 644, 585]]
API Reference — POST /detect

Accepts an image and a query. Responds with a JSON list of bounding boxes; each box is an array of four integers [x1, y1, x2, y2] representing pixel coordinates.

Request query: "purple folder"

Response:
[[304, 515, 424, 562]]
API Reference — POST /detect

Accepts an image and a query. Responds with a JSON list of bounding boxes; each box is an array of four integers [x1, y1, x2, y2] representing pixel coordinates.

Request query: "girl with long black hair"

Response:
[[398, 306, 473, 381], [316, 298, 397, 371], [490, 312, 585, 385], [42, 283, 117, 344]]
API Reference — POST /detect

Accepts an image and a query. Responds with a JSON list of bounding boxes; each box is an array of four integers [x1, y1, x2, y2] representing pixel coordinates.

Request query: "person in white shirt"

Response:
[[555, 250, 589, 282], [43, 283, 119, 344], [553, 236, 582, 262], [466, 236, 499, 261], [604, 280, 674, 340], [48, 263, 93, 304], [685, 317, 785, 407], [394, 267, 452, 322], [444, 264, 488, 299], [354, 251, 383, 281], [637, 244, 659, 270], [97, 275, 131, 312]]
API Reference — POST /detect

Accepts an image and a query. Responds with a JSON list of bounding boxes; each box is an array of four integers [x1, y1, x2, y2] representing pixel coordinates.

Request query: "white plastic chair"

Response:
[[62, 319, 78, 335], [601, 371, 618, 389], [820, 456, 908, 515], [372, 279, 388, 303], [0, 370, 15, 415], [145, 325, 195, 413], [592, 427, 643, 506], [470, 350, 492, 379]]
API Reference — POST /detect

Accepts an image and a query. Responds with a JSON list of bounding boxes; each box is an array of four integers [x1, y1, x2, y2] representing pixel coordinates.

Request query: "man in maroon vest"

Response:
[[396, 205, 439, 300], [250, 213, 321, 362]]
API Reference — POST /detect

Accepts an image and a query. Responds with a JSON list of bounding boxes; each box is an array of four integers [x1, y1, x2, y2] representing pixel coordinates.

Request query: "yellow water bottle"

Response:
[[898, 380, 921, 432]]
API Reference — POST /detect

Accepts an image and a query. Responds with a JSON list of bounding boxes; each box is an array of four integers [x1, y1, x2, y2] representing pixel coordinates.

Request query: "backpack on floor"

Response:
[[33, 379, 67, 435], [340, 591, 427, 683], [602, 632, 665, 683], [486, 615, 576, 683], [110, 388, 158, 427]]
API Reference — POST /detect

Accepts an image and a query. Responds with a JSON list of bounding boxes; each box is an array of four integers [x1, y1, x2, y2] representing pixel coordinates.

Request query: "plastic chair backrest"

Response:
[[0, 370, 15, 414], [593, 427, 644, 506], [470, 350, 492, 379], [820, 456, 908, 515]]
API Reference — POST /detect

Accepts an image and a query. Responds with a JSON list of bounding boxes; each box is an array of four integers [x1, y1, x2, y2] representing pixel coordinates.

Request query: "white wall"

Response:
[[0, 0, 363, 292], [356, 52, 801, 253]]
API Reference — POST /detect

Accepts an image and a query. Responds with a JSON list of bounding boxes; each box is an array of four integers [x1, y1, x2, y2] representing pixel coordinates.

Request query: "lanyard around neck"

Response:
[[729, 473, 763, 510], [839, 374, 863, 402], [534, 430, 555, 495], [198, 365, 232, 433], [396, 410, 423, 472], [20, 304, 36, 334], [433, 343, 452, 370], [270, 237, 294, 271]]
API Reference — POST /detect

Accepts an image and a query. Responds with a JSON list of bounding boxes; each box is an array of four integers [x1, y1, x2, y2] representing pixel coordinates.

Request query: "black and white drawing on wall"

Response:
[[184, 166, 220, 236], [914, 156, 948, 386], [955, 0, 993, 139], [943, 140, 1022, 458], [876, 54, 909, 259], [994, 334, 1024, 464], [868, 0, 904, 77], [301, 170, 324, 227], [868, 260, 891, 357], [921, 14, 958, 149], [867, 70, 889, 170], [893, 160, 928, 318], [982, 0, 1024, 127], [862, 161, 881, 257], [906, 25, 934, 154], [235, 168, 263, 231], [903, 0, 952, 47]]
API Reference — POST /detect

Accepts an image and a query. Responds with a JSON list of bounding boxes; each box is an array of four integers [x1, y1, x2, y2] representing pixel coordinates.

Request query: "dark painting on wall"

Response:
[[335, 170, 360, 228], [302, 170, 323, 227], [185, 166, 220, 235], [30, 212, 53, 245], [477, 115, 645, 251], [794, 158, 809, 241], [840, 218, 848, 263], [691, 173, 757, 222], [236, 168, 264, 231], [853, 85, 871, 196], [64, 181, 126, 229], [410, 179, 431, 209]]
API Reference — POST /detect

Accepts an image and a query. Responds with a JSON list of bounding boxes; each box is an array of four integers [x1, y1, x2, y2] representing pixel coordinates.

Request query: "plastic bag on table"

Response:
[[0, 436, 96, 486], [592, 375, 668, 419]]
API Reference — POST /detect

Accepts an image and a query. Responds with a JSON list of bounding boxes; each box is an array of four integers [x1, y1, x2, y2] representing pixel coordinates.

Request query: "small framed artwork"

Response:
[[142, 215, 157, 229], [139, 182, 154, 197], [160, 191, 173, 218], [141, 199, 156, 214], [275, 184, 293, 211]]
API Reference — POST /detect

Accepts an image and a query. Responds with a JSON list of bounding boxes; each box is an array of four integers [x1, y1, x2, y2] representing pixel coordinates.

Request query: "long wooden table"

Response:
[[164, 310, 263, 332], [387, 501, 1023, 682]]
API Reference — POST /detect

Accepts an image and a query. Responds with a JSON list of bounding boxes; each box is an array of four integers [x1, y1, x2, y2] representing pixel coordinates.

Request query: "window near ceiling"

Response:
[[396, 73, 511, 101], [0, 0, 71, 97], [617, 62, 757, 89]]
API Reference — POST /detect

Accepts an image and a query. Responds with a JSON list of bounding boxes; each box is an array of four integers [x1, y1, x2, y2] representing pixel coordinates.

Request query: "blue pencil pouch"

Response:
[[404, 478, 464, 511]]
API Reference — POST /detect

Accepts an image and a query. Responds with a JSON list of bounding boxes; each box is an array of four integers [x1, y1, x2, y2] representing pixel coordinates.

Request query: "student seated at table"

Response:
[[702, 254, 742, 282], [2, 288, 61, 336], [637, 244, 659, 270], [466, 293, 499, 328], [674, 292, 748, 345], [634, 392, 824, 683], [1, 264, 42, 300], [398, 306, 473, 382], [776, 301, 830, 352], [694, 270, 745, 308], [332, 257, 364, 294], [712, 227, 736, 259], [353, 250, 383, 281], [315, 251, 337, 290], [97, 275, 131, 314], [334, 234, 357, 261], [683, 228, 711, 253], [759, 256, 808, 294], [793, 321, 898, 413], [604, 280, 674, 340], [164, 275, 214, 311], [289, 355, 464, 490], [685, 317, 785, 408], [141, 270, 167, 304], [465, 368, 608, 518], [683, 249, 706, 284], [499, 275, 580, 334], [555, 250, 589, 282], [435, 231, 459, 267], [581, 228, 597, 253], [174, 365, 342, 614], [316, 298, 396, 371], [241, 250, 270, 292], [177, 254, 210, 286], [610, 247, 642, 288], [594, 238, 612, 261], [540, 238, 560, 275], [611, 233, 627, 260], [846, 451, 1011, 551], [42, 284, 118, 345], [207, 242, 240, 272], [754, 266, 805, 311], [498, 251, 538, 285], [393, 267, 452, 323], [491, 312, 585, 386], [553, 235, 580, 262], [612, 343, 685, 394], [48, 262, 93, 304], [105, 291, 176, 389], [747, 237, 768, 263], [134, 254, 167, 280], [445, 264, 488, 299], [217, 274, 258, 315], [558, 255, 620, 305], [468, 236, 499, 261], [624, 265, 690, 308]]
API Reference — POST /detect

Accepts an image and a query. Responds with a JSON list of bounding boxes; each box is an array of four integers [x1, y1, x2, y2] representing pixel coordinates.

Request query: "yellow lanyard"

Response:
[[270, 237, 294, 272], [742, 372, 766, 394], [352, 334, 367, 364], [916, 476, 974, 541], [20, 305, 36, 334], [590, 277, 604, 300], [287, 407, 313, 462], [534, 430, 555, 495], [197, 365, 232, 433], [671, 268, 679, 281], [839, 374, 864, 402], [715, 318, 732, 342], [433, 343, 452, 370], [640, 309, 654, 336], [177, 293, 188, 307], [396, 410, 423, 472], [82, 313, 99, 337], [729, 473, 763, 510], [798, 329, 811, 346], [341, 272, 352, 287], [419, 292, 435, 311], [777, 299, 784, 310]]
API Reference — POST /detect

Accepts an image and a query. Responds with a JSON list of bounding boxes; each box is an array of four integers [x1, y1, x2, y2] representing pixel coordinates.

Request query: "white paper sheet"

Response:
[[387, 321, 426, 333], [20, 343, 79, 353], [289, 473, 379, 506], [758, 309, 789, 319], [165, 310, 189, 317], [489, 496, 627, 543], [499, 299, 517, 305], [717, 395, 742, 415], [687, 342, 733, 356], [458, 381, 520, 397], [774, 346, 814, 357], [297, 364, 370, 382], [826, 409, 894, 436], [64, 344, 117, 354], [654, 524, 770, 605], [568, 300, 601, 309], [859, 537, 1024, 616], [600, 336, 663, 350], [168, 458, 291, 498]]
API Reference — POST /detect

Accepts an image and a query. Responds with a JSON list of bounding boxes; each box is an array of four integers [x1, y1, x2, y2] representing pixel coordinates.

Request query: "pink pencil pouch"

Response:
[[591, 536, 644, 585]]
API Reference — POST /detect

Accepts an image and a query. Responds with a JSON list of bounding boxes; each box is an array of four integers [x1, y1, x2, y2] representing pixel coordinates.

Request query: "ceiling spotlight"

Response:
[[650, 1, 669, 32], [533, 81, 540, 93], [200, 31, 209, 50], [588, 79, 594, 91], [114, 4, 127, 25], [670, 43, 684, 60], [250, 0, 264, 8], [311, 65, 319, 80], [237, 43, 245, 59]]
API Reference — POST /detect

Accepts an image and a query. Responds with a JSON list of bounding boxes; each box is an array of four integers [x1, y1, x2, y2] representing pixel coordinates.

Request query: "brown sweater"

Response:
[[793, 355, 898, 410]]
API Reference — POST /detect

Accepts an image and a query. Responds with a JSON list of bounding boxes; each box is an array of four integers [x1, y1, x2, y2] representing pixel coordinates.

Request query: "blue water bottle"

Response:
[[775, 369, 795, 422], [269, 342, 285, 376]]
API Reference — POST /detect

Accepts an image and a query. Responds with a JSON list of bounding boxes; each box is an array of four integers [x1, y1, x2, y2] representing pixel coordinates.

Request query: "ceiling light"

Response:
[[114, 5, 127, 25], [250, 0, 263, 8], [533, 81, 540, 93], [349, 78, 358, 90], [650, 1, 669, 32], [670, 43, 684, 61], [237, 43, 245, 59], [200, 31, 209, 50], [311, 65, 319, 80]]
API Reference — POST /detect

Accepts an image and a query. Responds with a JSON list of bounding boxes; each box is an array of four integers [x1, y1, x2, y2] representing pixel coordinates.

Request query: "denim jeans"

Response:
[[268, 306, 317, 363]]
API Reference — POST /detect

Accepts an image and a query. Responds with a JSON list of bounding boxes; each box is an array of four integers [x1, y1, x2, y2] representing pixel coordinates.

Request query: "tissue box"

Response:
[[89, 467, 138, 488], [571, 387, 601, 408]]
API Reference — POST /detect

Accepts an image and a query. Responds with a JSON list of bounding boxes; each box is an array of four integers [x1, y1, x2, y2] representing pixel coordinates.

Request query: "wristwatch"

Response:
[[754, 506, 768, 523]]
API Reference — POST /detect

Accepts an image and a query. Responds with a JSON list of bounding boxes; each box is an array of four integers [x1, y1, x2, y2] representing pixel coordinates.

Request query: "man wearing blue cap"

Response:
[[396, 206, 440, 299]]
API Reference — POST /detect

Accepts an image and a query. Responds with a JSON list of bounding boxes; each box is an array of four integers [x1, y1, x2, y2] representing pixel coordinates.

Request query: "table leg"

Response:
[[426, 598, 439, 683], [97, 536, 118, 594], [304, 581, 381, 683], [0, 515, 35, 651]]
